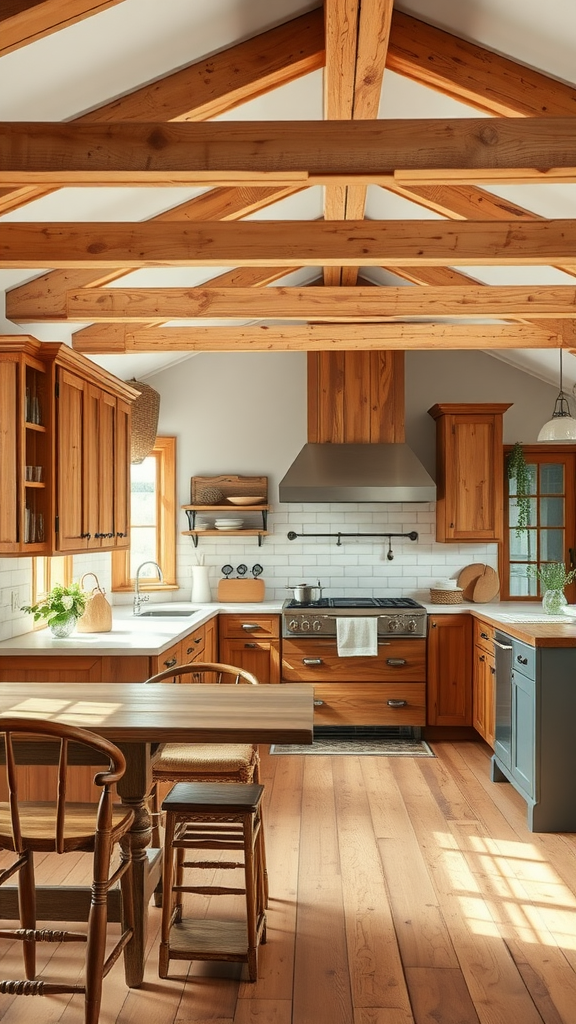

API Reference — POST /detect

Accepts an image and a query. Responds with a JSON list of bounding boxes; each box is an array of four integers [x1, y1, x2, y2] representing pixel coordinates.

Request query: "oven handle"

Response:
[[493, 638, 513, 651]]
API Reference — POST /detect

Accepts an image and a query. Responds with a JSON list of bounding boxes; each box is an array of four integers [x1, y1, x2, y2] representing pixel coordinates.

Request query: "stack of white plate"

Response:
[[215, 518, 244, 531], [194, 518, 210, 531]]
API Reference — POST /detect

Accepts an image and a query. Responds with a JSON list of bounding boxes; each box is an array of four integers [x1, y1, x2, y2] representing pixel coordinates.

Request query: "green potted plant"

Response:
[[526, 562, 576, 614], [21, 582, 87, 637], [507, 441, 531, 536]]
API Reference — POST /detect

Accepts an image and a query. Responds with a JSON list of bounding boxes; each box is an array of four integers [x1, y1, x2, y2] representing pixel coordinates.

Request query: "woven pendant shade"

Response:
[[128, 379, 160, 464]]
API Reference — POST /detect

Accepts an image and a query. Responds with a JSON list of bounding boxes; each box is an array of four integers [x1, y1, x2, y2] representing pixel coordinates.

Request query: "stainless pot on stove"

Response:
[[286, 581, 323, 603]]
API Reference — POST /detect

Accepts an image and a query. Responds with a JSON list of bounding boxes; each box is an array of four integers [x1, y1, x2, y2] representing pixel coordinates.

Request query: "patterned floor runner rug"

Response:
[[270, 737, 434, 756]]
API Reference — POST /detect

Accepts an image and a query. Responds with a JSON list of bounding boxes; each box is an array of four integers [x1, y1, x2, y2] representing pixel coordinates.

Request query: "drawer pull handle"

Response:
[[386, 658, 406, 667], [163, 656, 177, 668], [480, 631, 490, 640], [516, 655, 529, 665], [387, 699, 407, 708], [313, 699, 325, 706], [241, 623, 260, 631], [245, 642, 257, 648], [303, 658, 323, 666]]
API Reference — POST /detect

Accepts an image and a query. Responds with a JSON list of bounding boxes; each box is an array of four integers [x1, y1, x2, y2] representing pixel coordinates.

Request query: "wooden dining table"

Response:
[[0, 680, 314, 987]]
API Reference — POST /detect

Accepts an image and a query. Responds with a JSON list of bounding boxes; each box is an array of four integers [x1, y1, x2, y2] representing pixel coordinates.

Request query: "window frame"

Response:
[[31, 555, 73, 627], [112, 436, 177, 592], [500, 444, 576, 603]]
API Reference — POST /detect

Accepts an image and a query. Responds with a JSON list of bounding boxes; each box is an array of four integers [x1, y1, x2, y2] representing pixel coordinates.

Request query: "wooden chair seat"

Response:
[[0, 801, 134, 852]]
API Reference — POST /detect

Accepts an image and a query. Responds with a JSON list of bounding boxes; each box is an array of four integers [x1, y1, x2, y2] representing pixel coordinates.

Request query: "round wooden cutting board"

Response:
[[472, 565, 500, 603], [457, 563, 486, 601]]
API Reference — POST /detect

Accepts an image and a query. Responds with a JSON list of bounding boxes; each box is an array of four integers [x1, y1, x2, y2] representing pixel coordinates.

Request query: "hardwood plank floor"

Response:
[[2, 740, 576, 1023]]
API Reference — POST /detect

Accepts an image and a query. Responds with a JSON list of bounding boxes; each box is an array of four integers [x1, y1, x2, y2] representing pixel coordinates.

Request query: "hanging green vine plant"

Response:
[[507, 441, 531, 536]]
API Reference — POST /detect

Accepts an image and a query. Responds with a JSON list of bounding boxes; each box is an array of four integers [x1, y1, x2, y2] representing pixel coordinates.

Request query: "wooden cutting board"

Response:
[[457, 563, 486, 601], [217, 578, 265, 602], [472, 566, 500, 603]]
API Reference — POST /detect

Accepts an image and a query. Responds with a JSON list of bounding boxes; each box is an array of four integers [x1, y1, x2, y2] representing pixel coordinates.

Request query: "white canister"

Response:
[[191, 565, 212, 603]]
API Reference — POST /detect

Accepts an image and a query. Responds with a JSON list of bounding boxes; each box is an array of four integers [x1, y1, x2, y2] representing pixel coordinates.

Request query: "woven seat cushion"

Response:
[[153, 742, 257, 777]]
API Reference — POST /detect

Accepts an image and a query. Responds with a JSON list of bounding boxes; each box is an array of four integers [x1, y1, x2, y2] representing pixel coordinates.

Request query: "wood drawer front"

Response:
[[474, 618, 495, 654], [181, 625, 205, 663], [282, 638, 426, 683], [308, 683, 426, 726], [219, 613, 280, 640]]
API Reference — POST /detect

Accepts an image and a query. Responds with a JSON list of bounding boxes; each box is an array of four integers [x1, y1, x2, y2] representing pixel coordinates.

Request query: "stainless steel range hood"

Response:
[[278, 442, 436, 503]]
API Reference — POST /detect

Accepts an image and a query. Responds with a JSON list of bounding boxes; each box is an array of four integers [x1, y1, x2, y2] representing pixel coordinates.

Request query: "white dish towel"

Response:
[[336, 617, 378, 657]]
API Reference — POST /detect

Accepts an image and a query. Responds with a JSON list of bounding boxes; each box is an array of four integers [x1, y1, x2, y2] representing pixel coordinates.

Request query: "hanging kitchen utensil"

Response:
[[252, 564, 263, 578], [221, 564, 234, 578], [236, 564, 248, 577], [387, 538, 394, 561]]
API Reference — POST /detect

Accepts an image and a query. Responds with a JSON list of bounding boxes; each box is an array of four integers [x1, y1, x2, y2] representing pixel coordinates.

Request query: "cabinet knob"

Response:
[[313, 699, 325, 706], [431, 621, 437, 628], [516, 655, 528, 666], [479, 654, 485, 662], [163, 656, 177, 668]]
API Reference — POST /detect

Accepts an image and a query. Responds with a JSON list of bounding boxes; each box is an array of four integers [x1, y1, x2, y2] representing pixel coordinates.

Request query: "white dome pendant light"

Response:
[[537, 350, 576, 442]]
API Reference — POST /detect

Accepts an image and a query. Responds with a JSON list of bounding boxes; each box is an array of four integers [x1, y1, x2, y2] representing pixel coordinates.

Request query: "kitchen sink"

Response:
[[137, 609, 197, 617]]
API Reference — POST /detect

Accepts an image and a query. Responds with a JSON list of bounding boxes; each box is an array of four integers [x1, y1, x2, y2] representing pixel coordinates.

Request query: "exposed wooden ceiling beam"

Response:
[[71, 322, 561, 354], [3, 219, 576, 269], [69, 266, 301, 348], [323, 0, 393, 286], [387, 11, 576, 117], [49, 285, 576, 323], [0, 0, 127, 57], [2, 118, 575, 188], [5, 185, 303, 320], [0, 9, 324, 213]]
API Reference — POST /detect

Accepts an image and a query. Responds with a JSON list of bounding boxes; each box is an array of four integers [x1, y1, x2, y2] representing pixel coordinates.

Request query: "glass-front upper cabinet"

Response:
[[502, 446, 576, 602]]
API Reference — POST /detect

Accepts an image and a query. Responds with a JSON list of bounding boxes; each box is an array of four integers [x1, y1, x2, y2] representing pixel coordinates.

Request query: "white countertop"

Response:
[[2, 598, 575, 656], [0, 602, 284, 656]]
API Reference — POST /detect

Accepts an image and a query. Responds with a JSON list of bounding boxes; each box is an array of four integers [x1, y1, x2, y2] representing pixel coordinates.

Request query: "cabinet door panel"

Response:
[[219, 637, 280, 683], [98, 390, 116, 546], [0, 360, 18, 548], [511, 670, 535, 797], [427, 614, 472, 726], [114, 398, 131, 546], [57, 369, 86, 551]]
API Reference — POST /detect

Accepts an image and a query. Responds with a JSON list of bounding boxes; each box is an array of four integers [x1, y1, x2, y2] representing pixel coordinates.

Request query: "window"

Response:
[[31, 556, 73, 625], [112, 436, 177, 591], [500, 445, 576, 602]]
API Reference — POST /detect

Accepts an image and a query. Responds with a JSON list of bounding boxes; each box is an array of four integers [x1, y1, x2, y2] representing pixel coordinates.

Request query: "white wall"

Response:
[[0, 348, 561, 637]]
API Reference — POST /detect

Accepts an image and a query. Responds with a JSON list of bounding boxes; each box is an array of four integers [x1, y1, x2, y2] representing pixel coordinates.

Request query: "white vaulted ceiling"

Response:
[[1, 0, 576, 391]]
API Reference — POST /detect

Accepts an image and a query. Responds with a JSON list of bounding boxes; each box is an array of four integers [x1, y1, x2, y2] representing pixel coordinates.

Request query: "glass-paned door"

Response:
[[502, 447, 576, 602]]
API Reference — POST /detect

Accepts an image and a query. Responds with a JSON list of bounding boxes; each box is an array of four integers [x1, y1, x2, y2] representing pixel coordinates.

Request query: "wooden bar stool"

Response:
[[159, 782, 266, 982]]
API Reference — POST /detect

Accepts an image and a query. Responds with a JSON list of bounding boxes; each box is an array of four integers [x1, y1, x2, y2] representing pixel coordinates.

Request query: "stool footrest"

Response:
[[164, 916, 266, 960]]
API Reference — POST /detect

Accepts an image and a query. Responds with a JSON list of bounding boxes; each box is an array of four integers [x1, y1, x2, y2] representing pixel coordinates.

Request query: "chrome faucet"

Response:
[[133, 561, 163, 615]]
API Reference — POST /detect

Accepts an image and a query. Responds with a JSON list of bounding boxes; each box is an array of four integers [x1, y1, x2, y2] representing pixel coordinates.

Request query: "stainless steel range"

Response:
[[282, 596, 427, 639]]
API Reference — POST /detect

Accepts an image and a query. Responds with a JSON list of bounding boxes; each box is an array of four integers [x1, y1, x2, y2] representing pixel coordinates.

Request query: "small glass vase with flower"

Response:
[[21, 582, 88, 637], [526, 562, 576, 615]]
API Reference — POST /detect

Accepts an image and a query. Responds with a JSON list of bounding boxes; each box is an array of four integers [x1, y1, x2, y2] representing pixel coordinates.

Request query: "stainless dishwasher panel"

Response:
[[493, 630, 513, 770]]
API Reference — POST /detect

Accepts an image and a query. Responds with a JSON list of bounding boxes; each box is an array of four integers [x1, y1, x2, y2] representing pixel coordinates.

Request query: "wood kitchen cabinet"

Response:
[[427, 613, 473, 726], [218, 613, 280, 683], [282, 637, 427, 727], [428, 403, 511, 543], [472, 618, 496, 746], [0, 335, 137, 556]]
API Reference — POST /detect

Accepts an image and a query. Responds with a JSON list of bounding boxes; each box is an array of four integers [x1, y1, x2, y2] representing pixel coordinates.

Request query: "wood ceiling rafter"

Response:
[[0, 9, 325, 214], [323, 0, 393, 286], [70, 265, 300, 350], [3, 118, 576, 187], [387, 10, 576, 117], [49, 285, 576, 323], [4, 218, 576, 269], [5, 184, 304, 320], [0, 0, 128, 57], [70, 322, 561, 355]]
